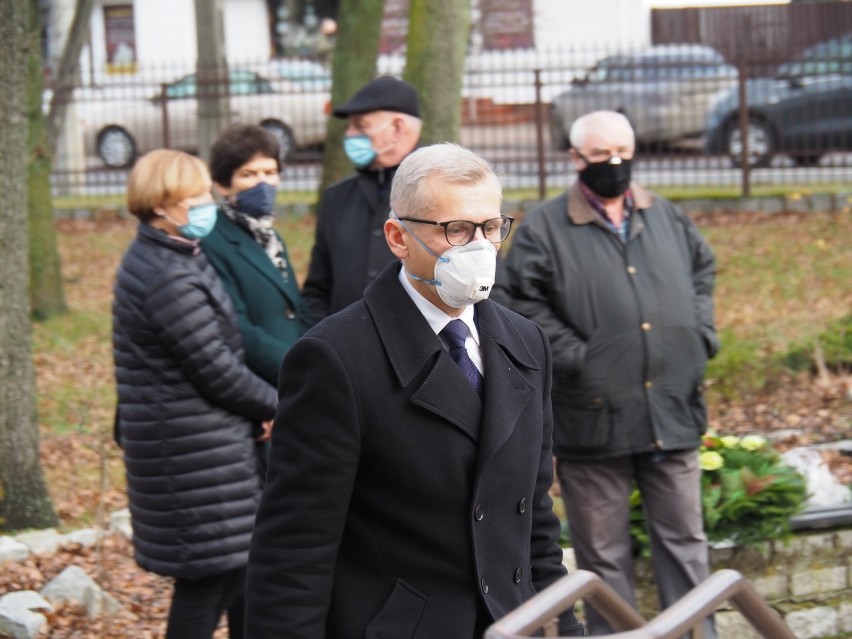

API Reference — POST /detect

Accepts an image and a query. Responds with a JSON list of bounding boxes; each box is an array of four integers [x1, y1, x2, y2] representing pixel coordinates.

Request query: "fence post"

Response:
[[736, 58, 750, 197], [533, 68, 547, 201], [160, 83, 171, 149]]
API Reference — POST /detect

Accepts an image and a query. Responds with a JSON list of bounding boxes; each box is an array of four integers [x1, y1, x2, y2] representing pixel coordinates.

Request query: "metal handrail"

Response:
[[485, 569, 797, 639]]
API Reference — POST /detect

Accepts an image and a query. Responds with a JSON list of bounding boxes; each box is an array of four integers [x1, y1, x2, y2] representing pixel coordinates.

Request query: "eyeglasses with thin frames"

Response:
[[396, 215, 514, 246]]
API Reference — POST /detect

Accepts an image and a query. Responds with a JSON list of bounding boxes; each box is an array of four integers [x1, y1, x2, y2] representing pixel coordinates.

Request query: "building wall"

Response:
[[533, 0, 651, 58], [45, 0, 272, 85]]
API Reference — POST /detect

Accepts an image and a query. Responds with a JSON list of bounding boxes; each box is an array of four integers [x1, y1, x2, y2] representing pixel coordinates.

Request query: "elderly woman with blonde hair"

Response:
[[112, 149, 276, 639]]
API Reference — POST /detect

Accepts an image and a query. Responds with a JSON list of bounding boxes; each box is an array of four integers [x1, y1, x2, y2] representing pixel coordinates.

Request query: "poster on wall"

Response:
[[379, 0, 535, 56], [481, 0, 534, 50], [380, 0, 410, 55], [105, 5, 137, 73]]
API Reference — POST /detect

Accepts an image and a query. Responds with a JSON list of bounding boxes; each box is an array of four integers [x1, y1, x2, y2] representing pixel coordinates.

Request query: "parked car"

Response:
[[80, 68, 329, 168], [548, 44, 737, 150], [705, 33, 852, 167]]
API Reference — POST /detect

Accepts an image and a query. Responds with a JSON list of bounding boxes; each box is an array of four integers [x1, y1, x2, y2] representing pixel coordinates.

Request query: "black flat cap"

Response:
[[333, 76, 420, 119]]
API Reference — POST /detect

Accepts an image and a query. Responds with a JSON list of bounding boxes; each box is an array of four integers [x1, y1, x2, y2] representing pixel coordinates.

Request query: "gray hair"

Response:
[[390, 143, 501, 216], [569, 110, 635, 150]]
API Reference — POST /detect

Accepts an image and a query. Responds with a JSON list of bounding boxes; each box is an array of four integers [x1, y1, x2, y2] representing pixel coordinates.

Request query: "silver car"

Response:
[[548, 44, 737, 150], [80, 68, 330, 168]]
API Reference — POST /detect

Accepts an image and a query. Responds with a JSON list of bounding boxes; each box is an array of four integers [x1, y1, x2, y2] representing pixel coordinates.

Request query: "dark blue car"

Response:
[[705, 33, 852, 167]]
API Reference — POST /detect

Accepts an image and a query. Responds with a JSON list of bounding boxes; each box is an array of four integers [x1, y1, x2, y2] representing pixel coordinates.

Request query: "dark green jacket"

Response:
[[202, 212, 314, 386], [497, 182, 719, 460]]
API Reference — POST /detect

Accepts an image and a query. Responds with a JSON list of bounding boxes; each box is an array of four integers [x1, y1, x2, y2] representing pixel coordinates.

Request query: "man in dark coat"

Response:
[[497, 110, 719, 637], [301, 76, 422, 320], [245, 143, 585, 638]]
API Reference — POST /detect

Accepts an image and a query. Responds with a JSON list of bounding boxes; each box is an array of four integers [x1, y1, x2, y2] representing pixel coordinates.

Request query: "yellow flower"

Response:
[[699, 451, 724, 471], [720, 436, 740, 449], [740, 435, 767, 452]]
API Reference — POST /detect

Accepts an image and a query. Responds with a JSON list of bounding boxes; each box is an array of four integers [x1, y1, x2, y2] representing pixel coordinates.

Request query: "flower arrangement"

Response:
[[630, 433, 809, 552]]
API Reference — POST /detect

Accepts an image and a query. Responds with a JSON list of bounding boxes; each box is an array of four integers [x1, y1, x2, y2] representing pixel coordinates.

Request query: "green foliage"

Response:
[[785, 313, 851, 372], [630, 434, 808, 554]]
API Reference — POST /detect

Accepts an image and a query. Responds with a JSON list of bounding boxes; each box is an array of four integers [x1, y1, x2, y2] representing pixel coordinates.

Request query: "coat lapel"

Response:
[[365, 263, 483, 441], [218, 215, 301, 308], [475, 299, 539, 471]]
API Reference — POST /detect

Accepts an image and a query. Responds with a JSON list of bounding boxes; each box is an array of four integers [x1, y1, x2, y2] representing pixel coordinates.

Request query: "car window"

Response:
[[778, 35, 852, 77], [165, 75, 197, 100], [229, 70, 274, 96]]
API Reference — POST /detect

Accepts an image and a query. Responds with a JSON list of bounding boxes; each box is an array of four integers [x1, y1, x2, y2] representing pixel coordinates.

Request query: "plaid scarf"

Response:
[[219, 200, 290, 284]]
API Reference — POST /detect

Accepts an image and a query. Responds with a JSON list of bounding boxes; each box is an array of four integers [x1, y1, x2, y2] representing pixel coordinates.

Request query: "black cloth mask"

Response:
[[576, 153, 632, 198]]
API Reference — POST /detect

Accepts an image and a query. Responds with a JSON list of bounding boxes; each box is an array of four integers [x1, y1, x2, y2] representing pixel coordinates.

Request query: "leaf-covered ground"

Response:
[[2, 213, 849, 637]]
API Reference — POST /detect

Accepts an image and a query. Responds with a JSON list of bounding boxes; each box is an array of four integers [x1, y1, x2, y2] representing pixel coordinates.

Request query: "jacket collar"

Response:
[[364, 262, 539, 452], [137, 221, 199, 255], [565, 180, 653, 226], [211, 213, 297, 298]]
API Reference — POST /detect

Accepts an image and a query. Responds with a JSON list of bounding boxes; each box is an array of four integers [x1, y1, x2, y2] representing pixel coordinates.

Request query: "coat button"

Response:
[[514, 567, 523, 583], [518, 498, 527, 514], [284, 309, 296, 319], [641, 322, 652, 331], [474, 505, 484, 521], [644, 380, 653, 389], [481, 577, 489, 594], [627, 265, 637, 274]]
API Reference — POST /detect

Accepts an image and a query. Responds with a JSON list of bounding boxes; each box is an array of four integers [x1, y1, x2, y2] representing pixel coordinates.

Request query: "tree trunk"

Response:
[[46, 0, 94, 147], [404, 0, 470, 144], [29, 0, 68, 320], [0, 0, 59, 533], [318, 0, 385, 196], [195, 0, 230, 164]]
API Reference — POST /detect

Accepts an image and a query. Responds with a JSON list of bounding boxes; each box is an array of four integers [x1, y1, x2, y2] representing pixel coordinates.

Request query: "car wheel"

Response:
[[261, 120, 296, 162], [725, 117, 774, 169], [792, 153, 822, 167], [96, 126, 136, 169]]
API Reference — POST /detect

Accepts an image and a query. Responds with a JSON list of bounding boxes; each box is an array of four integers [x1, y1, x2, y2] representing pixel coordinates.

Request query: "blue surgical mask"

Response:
[[235, 181, 277, 218], [179, 203, 218, 239], [344, 134, 377, 168]]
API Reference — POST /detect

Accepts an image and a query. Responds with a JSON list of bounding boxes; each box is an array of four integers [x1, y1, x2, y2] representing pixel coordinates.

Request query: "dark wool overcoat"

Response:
[[112, 222, 277, 579], [245, 262, 585, 638], [301, 167, 398, 321]]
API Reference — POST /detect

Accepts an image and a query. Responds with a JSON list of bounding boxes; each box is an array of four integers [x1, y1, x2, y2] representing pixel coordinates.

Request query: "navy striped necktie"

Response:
[[440, 319, 484, 400]]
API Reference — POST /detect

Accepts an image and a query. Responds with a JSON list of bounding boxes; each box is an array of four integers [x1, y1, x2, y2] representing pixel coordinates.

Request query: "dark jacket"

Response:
[[246, 262, 584, 638], [498, 182, 719, 460], [202, 211, 314, 386], [301, 167, 398, 320], [112, 222, 277, 579]]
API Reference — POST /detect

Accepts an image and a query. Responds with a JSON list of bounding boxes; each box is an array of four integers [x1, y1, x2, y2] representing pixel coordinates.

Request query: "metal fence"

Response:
[[48, 37, 852, 200]]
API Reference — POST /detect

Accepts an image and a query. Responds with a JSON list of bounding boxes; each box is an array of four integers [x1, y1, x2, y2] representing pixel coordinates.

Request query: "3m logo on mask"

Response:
[[478, 285, 490, 292]]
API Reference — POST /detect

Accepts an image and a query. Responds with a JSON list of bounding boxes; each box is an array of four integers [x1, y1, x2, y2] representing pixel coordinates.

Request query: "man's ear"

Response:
[[384, 219, 408, 260]]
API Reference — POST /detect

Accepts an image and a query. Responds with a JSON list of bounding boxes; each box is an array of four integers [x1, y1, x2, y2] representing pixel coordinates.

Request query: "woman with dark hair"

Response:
[[113, 149, 277, 639], [202, 124, 314, 393]]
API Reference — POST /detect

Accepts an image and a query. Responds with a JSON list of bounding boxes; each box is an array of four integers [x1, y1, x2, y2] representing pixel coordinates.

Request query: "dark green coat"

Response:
[[498, 182, 719, 460], [202, 212, 314, 386]]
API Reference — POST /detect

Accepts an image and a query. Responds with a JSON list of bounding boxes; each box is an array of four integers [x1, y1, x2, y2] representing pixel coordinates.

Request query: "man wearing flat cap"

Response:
[[302, 76, 423, 320]]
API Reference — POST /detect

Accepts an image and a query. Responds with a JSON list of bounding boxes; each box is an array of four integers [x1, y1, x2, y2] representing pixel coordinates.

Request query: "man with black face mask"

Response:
[[496, 110, 720, 638]]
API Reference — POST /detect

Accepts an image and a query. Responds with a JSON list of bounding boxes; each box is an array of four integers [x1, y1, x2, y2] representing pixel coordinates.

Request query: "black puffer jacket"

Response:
[[113, 222, 277, 579]]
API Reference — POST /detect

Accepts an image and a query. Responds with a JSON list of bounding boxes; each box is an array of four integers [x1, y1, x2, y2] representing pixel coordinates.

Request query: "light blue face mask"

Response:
[[179, 203, 218, 239], [343, 134, 377, 168]]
